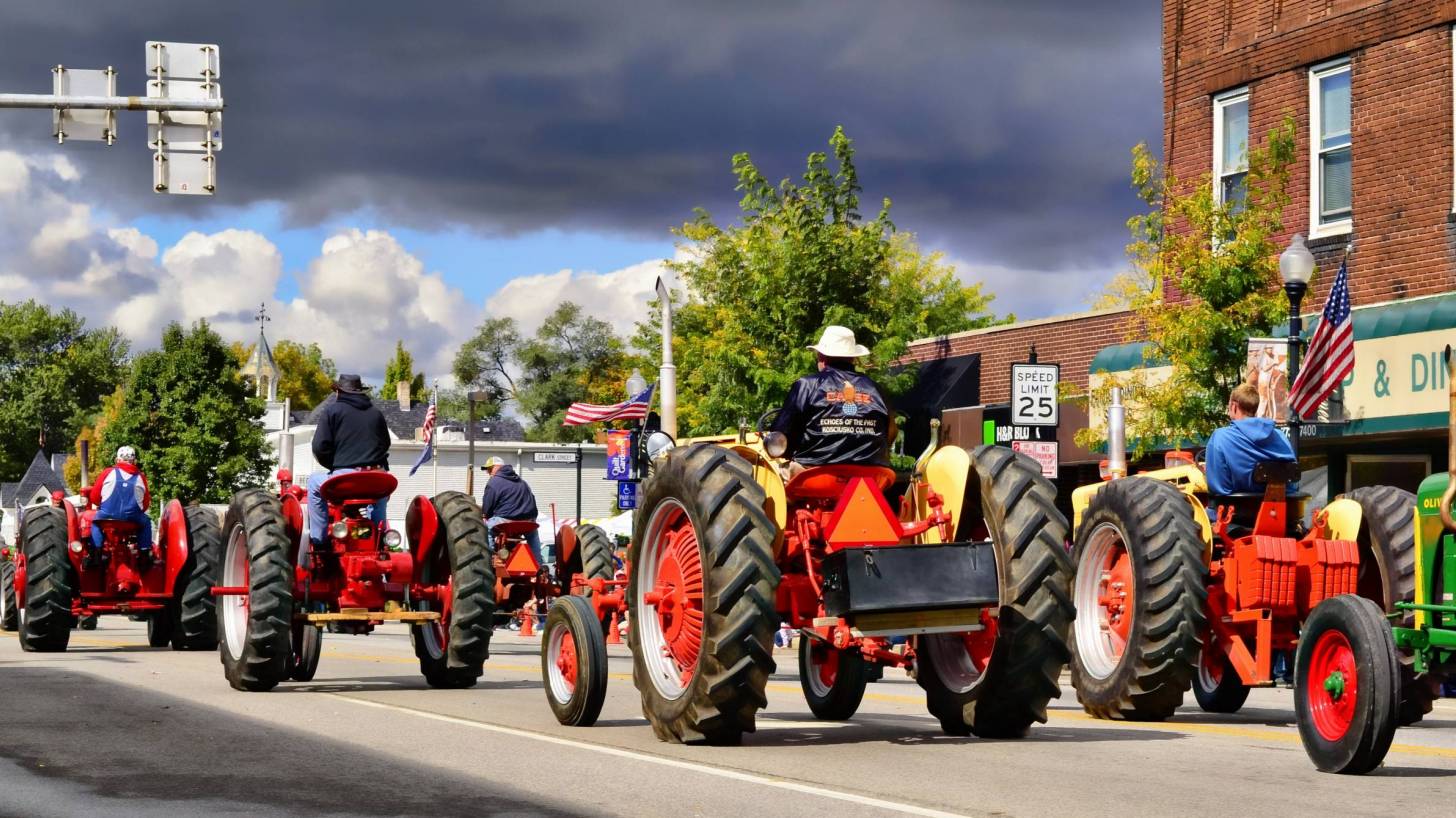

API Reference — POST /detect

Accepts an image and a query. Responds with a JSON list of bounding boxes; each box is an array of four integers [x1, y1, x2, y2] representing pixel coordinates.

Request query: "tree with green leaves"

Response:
[[637, 126, 1006, 435], [0, 301, 129, 481], [382, 340, 427, 403], [1079, 117, 1297, 451], [453, 304, 641, 442], [103, 321, 270, 507]]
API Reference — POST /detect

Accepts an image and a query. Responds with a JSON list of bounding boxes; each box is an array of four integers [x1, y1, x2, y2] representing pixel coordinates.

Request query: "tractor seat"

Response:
[[491, 520, 539, 536], [786, 464, 897, 500], [319, 470, 398, 505]]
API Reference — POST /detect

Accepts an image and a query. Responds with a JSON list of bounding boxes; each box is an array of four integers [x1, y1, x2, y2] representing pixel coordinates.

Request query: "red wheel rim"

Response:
[[1098, 545, 1134, 658], [558, 630, 578, 693], [1201, 644, 1223, 686], [963, 609, 998, 672], [652, 507, 703, 685], [816, 645, 840, 688], [1308, 629, 1359, 741]]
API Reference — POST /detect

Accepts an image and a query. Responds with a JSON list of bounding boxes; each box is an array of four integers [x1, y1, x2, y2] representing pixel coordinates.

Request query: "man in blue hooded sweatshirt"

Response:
[[1204, 383, 1295, 496]]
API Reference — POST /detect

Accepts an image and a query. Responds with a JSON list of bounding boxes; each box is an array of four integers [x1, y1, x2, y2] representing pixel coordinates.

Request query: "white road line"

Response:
[[328, 694, 973, 818]]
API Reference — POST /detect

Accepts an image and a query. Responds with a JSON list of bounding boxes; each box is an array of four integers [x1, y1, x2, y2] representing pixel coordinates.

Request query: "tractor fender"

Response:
[[62, 501, 86, 577], [555, 524, 578, 570], [920, 445, 972, 544], [724, 444, 787, 544], [405, 494, 442, 584], [279, 493, 305, 565], [1321, 496, 1364, 543], [159, 499, 191, 594]]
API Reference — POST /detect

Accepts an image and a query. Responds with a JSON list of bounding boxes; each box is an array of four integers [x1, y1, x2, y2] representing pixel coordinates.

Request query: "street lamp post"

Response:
[[1279, 233, 1316, 460]]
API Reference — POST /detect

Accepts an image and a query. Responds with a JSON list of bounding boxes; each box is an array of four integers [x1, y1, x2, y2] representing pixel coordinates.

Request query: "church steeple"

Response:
[[238, 302, 279, 401]]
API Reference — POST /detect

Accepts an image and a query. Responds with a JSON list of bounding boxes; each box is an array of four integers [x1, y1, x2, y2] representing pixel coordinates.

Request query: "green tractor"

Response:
[[1294, 352, 1456, 774]]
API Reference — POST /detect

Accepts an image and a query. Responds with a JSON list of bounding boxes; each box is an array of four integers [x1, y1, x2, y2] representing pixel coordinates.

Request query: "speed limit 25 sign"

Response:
[[1011, 363, 1059, 427]]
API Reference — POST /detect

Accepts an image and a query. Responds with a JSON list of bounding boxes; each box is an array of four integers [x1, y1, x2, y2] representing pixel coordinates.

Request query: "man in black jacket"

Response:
[[307, 374, 392, 545], [770, 325, 890, 476], [480, 456, 543, 567]]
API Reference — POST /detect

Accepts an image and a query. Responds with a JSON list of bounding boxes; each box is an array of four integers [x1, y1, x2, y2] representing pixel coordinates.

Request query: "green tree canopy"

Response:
[[1080, 118, 1297, 450], [0, 300, 129, 480], [638, 126, 1006, 435], [453, 304, 640, 442], [383, 340, 427, 403], [104, 321, 270, 507]]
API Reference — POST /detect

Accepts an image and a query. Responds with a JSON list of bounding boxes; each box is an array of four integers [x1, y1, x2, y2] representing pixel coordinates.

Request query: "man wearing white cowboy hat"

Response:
[[770, 325, 891, 474]]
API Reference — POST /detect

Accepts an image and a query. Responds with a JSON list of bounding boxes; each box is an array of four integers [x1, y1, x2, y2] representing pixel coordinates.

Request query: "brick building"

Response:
[[907, 1, 1456, 505]]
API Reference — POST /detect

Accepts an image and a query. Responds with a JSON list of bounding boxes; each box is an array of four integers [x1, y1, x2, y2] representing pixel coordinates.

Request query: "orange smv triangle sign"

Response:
[[503, 542, 540, 576], [825, 477, 903, 548]]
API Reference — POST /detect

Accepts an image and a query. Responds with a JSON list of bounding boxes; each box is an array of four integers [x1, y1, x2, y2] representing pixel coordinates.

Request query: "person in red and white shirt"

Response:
[[86, 446, 153, 552]]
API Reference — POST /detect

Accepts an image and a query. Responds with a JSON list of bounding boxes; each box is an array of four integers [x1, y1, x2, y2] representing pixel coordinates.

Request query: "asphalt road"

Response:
[[2, 621, 1454, 818]]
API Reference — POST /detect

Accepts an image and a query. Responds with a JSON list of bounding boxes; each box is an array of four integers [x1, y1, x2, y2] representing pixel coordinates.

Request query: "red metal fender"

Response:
[[405, 494, 442, 584], [555, 524, 579, 570], [280, 492, 305, 565], [63, 501, 86, 578], [159, 499, 192, 595]]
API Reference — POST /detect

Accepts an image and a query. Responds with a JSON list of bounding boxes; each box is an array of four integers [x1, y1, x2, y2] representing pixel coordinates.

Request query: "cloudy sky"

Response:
[[0, 2, 1161, 385]]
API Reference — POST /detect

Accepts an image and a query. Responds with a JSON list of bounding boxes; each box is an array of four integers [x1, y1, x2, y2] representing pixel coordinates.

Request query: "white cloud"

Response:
[[484, 255, 678, 336], [946, 255, 1122, 319]]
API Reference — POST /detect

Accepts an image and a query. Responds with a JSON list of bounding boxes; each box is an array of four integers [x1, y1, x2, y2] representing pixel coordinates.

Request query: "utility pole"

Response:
[[0, 42, 225, 195], [655, 276, 677, 438]]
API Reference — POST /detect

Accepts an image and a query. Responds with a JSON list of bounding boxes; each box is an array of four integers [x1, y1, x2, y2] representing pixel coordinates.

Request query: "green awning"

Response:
[[1092, 292, 1456, 375]]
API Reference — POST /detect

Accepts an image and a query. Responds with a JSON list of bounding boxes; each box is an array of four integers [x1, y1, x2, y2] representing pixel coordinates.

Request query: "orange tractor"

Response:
[[1068, 391, 1435, 723], [557, 418, 1074, 745]]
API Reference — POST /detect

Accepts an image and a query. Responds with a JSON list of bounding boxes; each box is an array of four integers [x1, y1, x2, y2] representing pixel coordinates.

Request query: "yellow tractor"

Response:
[[1067, 390, 1435, 723], [612, 416, 1076, 744]]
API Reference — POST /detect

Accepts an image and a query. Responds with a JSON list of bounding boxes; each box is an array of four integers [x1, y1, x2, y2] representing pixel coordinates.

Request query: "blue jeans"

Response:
[[92, 508, 153, 551], [487, 516, 544, 567], [308, 469, 388, 544]]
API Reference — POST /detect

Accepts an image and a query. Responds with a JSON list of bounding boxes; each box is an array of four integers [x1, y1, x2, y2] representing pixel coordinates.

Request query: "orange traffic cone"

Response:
[[605, 609, 622, 645], [520, 609, 535, 638]]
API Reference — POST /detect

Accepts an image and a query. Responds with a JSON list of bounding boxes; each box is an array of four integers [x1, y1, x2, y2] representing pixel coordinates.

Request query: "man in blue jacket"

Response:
[[308, 374, 391, 546], [480, 456, 542, 566], [1204, 383, 1295, 496]]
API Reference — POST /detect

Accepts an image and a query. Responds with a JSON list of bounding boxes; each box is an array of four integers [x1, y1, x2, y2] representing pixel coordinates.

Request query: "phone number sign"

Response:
[[1011, 363, 1060, 427]]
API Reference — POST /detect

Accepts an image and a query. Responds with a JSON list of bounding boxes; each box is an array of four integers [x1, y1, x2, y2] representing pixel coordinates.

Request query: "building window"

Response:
[[1309, 58, 1352, 235], [1213, 88, 1249, 210]]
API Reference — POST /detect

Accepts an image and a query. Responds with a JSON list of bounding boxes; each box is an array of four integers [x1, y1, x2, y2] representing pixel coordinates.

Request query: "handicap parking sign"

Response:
[[617, 480, 638, 510]]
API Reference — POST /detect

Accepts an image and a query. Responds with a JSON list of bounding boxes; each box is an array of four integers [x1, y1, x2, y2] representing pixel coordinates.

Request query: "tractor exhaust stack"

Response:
[[1107, 387, 1127, 480]]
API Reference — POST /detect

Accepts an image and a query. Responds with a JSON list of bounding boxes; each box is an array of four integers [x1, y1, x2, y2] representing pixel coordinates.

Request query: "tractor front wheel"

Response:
[[19, 506, 74, 653], [799, 640, 869, 721], [1070, 476, 1207, 720], [410, 491, 495, 689], [218, 490, 294, 692], [916, 446, 1075, 738], [628, 444, 780, 745], [147, 613, 174, 647], [171, 506, 221, 650], [543, 594, 608, 726], [1192, 648, 1250, 714], [1, 560, 19, 632], [1294, 595, 1398, 774], [290, 619, 323, 682]]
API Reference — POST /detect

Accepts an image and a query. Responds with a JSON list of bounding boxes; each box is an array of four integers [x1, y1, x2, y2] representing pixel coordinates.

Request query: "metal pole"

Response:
[[0, 93, 224, 112], [431, 383, 439, 497], [656, 277, 677, 438], [1108, 387, 1127, 479], [1285, 282, 1306, 462], [278, 397, 294, 475], [575, 442, 583, 523], [466, 397, 477, 498]]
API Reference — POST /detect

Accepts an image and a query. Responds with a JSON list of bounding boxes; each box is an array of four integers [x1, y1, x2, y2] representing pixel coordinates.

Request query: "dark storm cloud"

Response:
[[0, 1, 1161, 293]]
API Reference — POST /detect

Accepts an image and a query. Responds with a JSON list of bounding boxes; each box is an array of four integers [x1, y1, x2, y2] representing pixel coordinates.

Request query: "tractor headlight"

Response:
[[381, 529, 402, 550], [329, 521, 349, 540], [645, 431, 675, 461], [763, 431, 789, 459]]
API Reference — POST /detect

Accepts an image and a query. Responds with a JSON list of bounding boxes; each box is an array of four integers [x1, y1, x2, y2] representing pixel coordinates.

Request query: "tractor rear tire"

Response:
[[799, 640, 869, 721], [1070, 476, 1208, 721], [1192, 650, 1251, 714], [543, 594, 609, 727], [219, 490, 294, 692], [171, 506, 221, 651], [147, 613, 174, 647], [411, 491, 495, 689], [628, 444, 780, 745], [915, 446, 1075, 738], [1341, 485, 1443, 726], [1, 560, 18, 632], [1294, 595, 1398, 774], [19, 506, 74, 653]]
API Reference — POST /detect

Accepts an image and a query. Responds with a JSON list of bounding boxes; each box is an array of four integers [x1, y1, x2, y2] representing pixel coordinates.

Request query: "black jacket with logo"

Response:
[[312, 392, 391, 471], [771, 365, 890, 466], [480, 465, 539, 520]]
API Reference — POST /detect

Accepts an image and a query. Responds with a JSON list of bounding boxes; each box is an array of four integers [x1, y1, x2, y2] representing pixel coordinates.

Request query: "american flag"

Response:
[[563, 383, 654, 426], [408, 394, 438, 476], [1289, 258, 1354, 419]]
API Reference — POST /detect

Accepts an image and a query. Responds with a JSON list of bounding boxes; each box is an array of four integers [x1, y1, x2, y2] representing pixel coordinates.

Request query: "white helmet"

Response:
[[116, 446, 138, 464]]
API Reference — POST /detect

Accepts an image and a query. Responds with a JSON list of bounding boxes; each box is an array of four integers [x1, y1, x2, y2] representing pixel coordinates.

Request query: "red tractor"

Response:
[[214, 473, 494, 691], [548, 418, 1073, 745], [9, 496, 219, 652]]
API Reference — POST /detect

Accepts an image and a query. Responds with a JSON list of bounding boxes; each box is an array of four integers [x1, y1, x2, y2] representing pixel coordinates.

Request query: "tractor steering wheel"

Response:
[[755, 408, 781, 436]]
